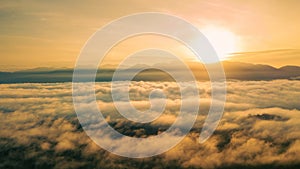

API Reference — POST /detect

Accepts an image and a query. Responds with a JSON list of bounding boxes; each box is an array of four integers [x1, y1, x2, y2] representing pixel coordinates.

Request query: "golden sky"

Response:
[[0, 0, 300, 71]]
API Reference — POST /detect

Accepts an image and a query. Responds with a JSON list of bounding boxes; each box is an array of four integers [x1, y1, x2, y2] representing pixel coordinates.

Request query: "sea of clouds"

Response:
[[0, 80, 300, 169]]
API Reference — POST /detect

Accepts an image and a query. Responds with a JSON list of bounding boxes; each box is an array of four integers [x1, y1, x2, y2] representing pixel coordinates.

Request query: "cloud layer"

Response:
[[0, 80, 300, 168]]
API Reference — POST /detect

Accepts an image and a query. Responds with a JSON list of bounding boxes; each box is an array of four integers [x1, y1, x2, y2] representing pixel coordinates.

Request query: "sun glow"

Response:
[[201, 26, 238, 60]]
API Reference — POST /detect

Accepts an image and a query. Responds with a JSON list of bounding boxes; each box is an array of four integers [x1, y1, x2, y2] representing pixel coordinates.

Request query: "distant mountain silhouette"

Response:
[[221, 62, 300, 80], [0, 62, 299, 83]]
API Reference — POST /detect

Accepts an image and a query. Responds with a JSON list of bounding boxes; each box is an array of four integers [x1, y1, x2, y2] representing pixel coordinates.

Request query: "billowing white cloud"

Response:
[[0, 80, 299, 168]]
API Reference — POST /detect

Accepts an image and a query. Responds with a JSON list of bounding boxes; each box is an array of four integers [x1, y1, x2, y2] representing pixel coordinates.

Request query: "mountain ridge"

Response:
[[0, 62, 299, 83]]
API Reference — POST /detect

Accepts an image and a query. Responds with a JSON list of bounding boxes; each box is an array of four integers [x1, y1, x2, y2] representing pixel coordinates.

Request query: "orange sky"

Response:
[[0, 0, 300, 71]]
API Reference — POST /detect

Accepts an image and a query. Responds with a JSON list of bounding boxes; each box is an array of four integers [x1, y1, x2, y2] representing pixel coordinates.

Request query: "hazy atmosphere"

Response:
[[1, 0, 300, 70], [0, 1, 300, 169]]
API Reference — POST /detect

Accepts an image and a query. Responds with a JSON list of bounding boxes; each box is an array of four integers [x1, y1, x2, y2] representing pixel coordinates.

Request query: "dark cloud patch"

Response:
[[249, 113, 289, 121]]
